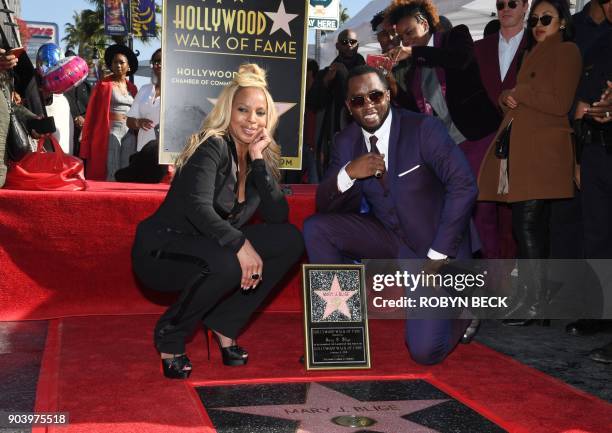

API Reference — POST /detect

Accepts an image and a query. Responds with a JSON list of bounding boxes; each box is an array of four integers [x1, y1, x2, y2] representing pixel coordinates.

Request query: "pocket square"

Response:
[[398, 165, 420, 177]]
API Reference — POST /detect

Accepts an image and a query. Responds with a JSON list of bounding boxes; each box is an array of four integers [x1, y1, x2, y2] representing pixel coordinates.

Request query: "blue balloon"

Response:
[[36, 43, 61, 75]]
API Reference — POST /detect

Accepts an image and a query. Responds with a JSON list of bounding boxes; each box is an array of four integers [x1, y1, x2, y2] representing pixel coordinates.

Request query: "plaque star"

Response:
[[315, 275, 357, 320], [207, 98, 295, 117], [213, 382, 448, 433], [265, 0, 299, 37]]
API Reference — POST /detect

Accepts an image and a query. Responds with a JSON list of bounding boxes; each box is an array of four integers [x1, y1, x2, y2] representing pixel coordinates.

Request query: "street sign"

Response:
[[308, 0, 339, 31]]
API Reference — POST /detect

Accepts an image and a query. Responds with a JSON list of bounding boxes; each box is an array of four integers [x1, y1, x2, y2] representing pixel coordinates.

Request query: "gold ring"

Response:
[[374, 169, 383, 178]]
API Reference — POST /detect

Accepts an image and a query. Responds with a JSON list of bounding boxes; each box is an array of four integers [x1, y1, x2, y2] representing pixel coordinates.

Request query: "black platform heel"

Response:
[[161, 354, 192, 379], [203, 325, 248, 366]]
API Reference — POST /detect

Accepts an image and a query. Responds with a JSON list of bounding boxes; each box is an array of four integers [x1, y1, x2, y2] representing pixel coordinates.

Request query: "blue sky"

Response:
[[21, 0, 371, 64]]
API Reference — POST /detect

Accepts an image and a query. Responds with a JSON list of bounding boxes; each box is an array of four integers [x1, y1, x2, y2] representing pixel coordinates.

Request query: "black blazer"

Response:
[[145, 135, 288, 252], [393, 25, 501, 141]]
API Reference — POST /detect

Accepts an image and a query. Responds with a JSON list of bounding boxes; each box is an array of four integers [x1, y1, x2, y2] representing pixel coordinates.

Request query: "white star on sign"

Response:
[[265, 0, 298, 37], [207, 98, 295, 117]]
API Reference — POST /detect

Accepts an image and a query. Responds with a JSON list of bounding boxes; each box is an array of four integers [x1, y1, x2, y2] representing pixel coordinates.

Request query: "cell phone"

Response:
[[366, 54, 394, 74], [8, 47, 25, 57], [27, 117, 56, 134]]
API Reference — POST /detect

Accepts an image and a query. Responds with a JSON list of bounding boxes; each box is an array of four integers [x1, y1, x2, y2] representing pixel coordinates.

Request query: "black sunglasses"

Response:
[[496, 0, 519, 10], [340, 38, 358, 46], [150, 60, 162, 67], [527, 14, 557, 27], [349, 90, 386, 108]]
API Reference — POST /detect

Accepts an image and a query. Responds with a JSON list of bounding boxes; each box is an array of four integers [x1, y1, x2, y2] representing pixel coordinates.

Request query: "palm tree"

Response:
[[63, 9, 106, 59], [339, 3, 350, 25]]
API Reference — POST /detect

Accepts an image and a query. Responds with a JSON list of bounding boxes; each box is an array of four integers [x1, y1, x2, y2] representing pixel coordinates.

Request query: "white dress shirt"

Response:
[[336, 110, 446, 260], [126, 83, 160, 151], [337, 109, 393, 192], [498, 29, 524, 82]]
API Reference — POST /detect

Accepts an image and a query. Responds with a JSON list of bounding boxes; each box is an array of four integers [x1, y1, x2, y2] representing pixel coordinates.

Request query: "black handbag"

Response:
[[4, 87, 30, 162], [495, 119, 513, 159]]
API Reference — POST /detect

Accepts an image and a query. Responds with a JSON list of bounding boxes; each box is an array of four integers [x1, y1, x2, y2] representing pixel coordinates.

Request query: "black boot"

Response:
[[588, 341, 612, 364], [461, 319, 480, 344], [503, 259, 550, 326]]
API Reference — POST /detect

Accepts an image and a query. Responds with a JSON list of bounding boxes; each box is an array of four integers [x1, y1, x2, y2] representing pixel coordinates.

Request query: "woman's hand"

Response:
[[138, 118, 155, 130], [386, 45, 412, 63], [0, 49, 18, 71], [236, 239, 263, 290], [249, 127, 271, 160], [501, 89, 518, 109]]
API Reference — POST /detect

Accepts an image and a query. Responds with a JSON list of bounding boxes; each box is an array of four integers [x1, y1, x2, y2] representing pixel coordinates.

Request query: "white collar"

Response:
[[499, 28, 525, 45]]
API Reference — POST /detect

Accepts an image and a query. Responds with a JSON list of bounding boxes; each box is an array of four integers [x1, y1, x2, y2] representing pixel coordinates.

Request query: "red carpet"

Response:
[[30, 313, 612, 433], [3, 182, 611, 432], [0, 182, 315, 321]]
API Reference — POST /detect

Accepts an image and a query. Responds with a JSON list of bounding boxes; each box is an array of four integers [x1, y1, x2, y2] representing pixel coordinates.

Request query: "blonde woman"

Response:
[[131, 64, 303, 378]]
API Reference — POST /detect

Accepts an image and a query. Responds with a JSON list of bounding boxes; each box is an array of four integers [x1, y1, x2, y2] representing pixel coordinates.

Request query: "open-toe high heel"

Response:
[[161, 354, 192, 379], [203, 325, 248, 366]]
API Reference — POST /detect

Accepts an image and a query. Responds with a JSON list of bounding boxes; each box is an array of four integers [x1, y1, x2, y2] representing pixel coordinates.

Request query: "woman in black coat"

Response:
[[132, 64, 304, 378]]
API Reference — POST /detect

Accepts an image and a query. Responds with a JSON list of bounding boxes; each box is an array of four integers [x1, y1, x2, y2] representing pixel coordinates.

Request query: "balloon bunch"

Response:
[[36, 43, 89, 94]]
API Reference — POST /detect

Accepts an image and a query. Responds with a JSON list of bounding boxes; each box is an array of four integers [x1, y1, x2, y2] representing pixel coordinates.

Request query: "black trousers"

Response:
[[582, 145, 612, 258], [132, 221, 304, 354], [512, 199, 551, 260]]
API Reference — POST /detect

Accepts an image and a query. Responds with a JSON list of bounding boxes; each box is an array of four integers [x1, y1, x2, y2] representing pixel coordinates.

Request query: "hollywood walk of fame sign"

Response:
[[159, 0, 308, 166], [302, 264, 371, 370]]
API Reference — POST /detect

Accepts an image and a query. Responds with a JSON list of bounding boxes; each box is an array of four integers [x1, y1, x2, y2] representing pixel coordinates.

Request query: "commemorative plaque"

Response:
[[302, 264, 371, 370]]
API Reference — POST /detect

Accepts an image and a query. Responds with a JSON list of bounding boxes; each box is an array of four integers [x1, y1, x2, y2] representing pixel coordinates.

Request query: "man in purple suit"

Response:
[[304, 65, 478, 365], [473, 0, 529, 261], [474, 0, 528, 109]]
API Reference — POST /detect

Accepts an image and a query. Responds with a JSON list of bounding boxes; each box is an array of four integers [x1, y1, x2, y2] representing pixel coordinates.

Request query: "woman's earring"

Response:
[[560, 25, 566, 30]]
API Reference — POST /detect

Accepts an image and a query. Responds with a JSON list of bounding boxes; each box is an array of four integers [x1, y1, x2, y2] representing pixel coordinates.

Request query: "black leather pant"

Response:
[[509, 200, 551, 317], [512, 199, 550, 260]]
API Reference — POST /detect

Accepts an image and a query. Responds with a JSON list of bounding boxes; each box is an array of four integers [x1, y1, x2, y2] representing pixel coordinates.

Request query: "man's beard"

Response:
[[359, 106, 390, 134]]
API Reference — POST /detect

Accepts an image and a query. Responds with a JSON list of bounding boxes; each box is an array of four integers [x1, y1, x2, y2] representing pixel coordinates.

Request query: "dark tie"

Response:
[[369, 135, 388, 189], [369, 135, 380, 154]]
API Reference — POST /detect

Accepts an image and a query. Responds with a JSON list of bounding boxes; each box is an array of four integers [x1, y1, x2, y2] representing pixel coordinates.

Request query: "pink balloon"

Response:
[[43, 56, 89, 94]]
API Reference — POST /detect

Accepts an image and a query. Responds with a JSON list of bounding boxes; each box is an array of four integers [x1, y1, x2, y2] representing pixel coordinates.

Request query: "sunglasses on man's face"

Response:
[[496, 0, 520, 10], [349, 90, 386, 108], [527, 14, 557, 27], [151, 60, 162, 67], [340, 38, 358, 46]]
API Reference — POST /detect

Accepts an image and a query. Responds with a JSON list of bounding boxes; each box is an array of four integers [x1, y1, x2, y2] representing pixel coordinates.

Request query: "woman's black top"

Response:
[[147, 134, 288, 252]]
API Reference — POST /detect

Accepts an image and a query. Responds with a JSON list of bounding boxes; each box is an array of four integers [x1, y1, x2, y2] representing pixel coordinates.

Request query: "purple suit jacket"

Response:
[[474, 32, 528, 110], [316, 108, 478, 259]]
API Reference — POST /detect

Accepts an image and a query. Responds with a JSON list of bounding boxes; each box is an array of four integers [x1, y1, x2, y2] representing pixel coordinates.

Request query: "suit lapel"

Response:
[[490, 35, 502, 89], [388, 108, 401, 186]]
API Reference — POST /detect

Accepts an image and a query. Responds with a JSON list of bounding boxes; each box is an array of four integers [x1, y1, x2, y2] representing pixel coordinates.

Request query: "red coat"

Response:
[[80, 77, 137, 180]]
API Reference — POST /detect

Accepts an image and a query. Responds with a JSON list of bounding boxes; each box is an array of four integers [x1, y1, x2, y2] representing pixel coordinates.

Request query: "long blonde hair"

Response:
[[175, 63, 281, 180]]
